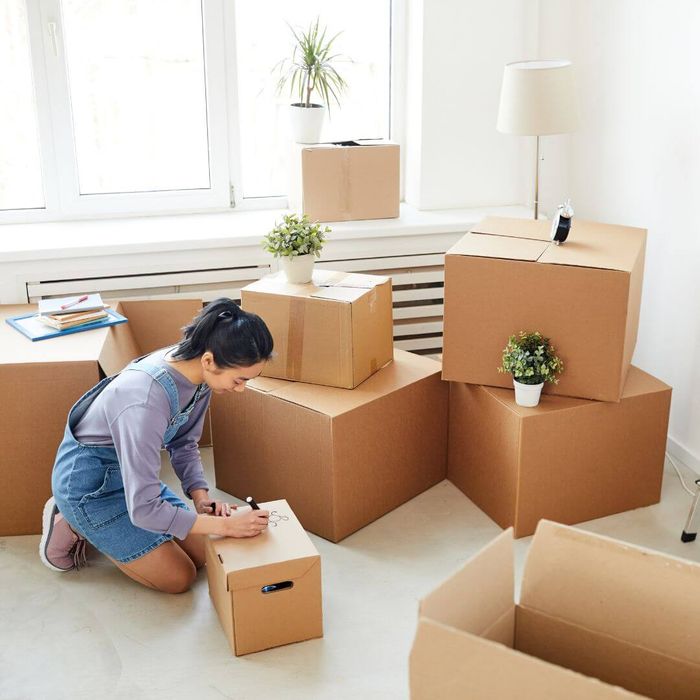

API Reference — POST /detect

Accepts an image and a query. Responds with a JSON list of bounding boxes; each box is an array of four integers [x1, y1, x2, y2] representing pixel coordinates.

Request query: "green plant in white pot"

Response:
[[274, 18, 348, 143], [263, 213, 330, 284], [498, 331, 564, 407]]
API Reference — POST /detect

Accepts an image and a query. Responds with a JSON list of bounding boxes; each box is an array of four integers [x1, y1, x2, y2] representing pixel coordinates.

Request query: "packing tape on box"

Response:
[[286, 296, 306, 380]]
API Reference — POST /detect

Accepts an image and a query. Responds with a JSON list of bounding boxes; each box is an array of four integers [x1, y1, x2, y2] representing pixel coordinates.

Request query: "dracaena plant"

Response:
[[498, 331, 564, 385], [262, 213, 330, 258], [274, 18, 348, 114]]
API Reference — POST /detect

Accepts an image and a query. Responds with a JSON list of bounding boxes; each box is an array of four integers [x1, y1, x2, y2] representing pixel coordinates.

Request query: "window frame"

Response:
[[1, 0, 403, 223]]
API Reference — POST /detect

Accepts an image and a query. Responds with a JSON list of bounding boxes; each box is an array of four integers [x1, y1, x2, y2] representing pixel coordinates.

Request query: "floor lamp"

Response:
[[497, 60, 579, 220]]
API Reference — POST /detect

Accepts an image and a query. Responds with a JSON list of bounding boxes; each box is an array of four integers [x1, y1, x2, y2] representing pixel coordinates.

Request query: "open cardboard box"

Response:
[[205, 499, 322, 656], [211, 350, 448, 542], [442, 216, 647, 402], [288, 139, 400, 222], [447, 365, 672, 537], [0, 299, 206, 535], [241, 269, 394, 389], [410, 520, 700, 699]]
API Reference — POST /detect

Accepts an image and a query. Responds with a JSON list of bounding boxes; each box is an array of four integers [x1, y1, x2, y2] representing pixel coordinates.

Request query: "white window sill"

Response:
[[0, 203, 532, 263]]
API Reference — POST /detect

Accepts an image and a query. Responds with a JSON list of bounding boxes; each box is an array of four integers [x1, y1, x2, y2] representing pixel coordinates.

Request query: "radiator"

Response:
[[27, 252, 446, 354]]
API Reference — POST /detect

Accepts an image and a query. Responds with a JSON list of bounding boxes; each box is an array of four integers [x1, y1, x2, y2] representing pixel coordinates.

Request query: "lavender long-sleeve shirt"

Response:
[[73, 348, 210, 539]]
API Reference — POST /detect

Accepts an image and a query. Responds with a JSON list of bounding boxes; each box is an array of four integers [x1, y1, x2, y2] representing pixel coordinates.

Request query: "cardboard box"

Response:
[[0, 299, 205, 536], [289, 140, 400, 222], [211, 350, 448, 542], [442, 216, 646, 401], [410, 520, 700, 699], [205, 498, 323, 656], [241, 269, 394, 389], [447, 365, 671, 538]]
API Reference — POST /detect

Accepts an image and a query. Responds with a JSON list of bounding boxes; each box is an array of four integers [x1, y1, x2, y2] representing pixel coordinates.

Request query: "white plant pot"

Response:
[[289, 103, 326, 143], [513, 379, 544, 407], [280, 254, 315, 284]]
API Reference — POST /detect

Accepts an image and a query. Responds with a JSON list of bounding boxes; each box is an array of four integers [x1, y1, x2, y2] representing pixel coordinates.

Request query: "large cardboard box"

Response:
[[289, 140, 400, 222], [0, 299, 205, 536], [205, 499, 323, 656], [410, 520, 700, 699], [211, 350, 448, 542], [447, 365, 671, 538], [442, 216, 646, 401], [241, 269, 394, 389]]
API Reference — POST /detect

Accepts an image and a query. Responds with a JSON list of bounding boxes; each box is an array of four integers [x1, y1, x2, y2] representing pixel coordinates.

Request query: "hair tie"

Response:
[[218, 310, 233, 320]]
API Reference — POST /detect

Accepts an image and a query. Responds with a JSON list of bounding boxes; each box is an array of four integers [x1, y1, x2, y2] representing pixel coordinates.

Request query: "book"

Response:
[[38, 293, 107, 316], [6, 308, 128, 342], [37, 309, 109, 330]]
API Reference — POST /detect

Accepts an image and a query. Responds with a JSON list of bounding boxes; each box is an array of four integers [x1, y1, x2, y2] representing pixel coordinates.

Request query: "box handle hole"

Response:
[[261, 581, 294, 594]]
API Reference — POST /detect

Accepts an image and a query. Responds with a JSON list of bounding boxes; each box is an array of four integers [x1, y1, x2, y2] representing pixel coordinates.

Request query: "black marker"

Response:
[[246, 496, 260, 510]]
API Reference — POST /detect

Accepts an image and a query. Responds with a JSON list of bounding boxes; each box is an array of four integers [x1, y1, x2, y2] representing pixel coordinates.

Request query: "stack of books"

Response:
[[37, 294, 109, 330]]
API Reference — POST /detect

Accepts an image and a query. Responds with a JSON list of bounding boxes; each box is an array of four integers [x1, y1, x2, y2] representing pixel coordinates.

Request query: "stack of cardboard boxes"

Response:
[[441, 216, 672, 537], [211, 268, 449, 543]]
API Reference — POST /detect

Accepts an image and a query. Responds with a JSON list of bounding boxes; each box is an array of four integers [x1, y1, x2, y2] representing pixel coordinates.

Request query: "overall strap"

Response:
[[124, 362, 180, 425]]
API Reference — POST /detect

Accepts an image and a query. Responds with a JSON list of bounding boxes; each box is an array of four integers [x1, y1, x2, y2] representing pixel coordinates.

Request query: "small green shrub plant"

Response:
[[498, 331, 564, 385], [262, 213, 330, 258]]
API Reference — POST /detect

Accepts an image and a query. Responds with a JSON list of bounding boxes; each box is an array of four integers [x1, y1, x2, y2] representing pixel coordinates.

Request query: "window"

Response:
[[0, 0, 397, 222], [232, 1, 393, 199], [1, 0, 44, 211]]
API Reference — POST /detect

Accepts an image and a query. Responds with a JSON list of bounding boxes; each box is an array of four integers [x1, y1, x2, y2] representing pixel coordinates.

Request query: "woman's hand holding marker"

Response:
[[220, 506, 269, 538], [195, 499, 237, 517]]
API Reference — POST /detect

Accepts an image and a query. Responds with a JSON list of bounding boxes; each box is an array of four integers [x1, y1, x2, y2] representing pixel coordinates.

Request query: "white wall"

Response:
[[538, 0, 700, 468], [404, 0, 537, 209]]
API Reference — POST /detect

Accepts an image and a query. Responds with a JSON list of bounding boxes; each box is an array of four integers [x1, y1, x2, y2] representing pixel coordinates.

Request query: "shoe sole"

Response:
[[39, 497, 74, 572]]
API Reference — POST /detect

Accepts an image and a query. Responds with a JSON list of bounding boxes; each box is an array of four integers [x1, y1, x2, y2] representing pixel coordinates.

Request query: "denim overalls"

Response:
[[52, 354, 209, 563]]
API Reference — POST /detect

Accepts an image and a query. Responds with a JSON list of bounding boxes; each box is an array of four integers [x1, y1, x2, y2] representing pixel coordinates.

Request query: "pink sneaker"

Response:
[[39, 497, 88, 572]]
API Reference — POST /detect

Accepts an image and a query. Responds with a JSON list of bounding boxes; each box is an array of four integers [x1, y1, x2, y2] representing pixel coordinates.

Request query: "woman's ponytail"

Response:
[[172, 298, 273, 368]]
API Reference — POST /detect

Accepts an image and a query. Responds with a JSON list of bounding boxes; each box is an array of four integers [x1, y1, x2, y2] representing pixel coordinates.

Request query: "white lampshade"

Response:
[[497, 60, 579, 136]]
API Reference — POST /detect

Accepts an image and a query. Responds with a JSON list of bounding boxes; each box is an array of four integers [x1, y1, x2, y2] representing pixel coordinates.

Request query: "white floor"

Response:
[[2, 450, 699, 700]]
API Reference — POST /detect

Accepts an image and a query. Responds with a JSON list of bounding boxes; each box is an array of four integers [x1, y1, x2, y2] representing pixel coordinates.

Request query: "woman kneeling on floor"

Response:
[[39, 298, 273, 593]]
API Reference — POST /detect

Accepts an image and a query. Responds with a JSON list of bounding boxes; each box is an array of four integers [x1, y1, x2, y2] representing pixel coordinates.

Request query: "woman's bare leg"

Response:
[[174, 532, 207, 569], [109, 541, 197, 594]]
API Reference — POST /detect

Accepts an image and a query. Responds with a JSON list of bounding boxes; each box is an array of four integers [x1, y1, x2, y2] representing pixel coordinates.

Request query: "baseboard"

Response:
[[667, 435, 700, 476]]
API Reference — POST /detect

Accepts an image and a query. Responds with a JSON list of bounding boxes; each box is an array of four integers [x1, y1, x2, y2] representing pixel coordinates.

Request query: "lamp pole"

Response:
[[534, 135, 540, 220]]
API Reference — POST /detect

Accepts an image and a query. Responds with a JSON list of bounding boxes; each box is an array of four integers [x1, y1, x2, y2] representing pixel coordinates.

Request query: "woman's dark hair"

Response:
[[172, 298, 273, 368]]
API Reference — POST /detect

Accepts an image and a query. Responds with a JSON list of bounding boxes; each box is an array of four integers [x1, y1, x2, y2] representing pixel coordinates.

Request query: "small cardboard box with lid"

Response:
[[241, 269, 394, 389], [205, 499, 322, 656]]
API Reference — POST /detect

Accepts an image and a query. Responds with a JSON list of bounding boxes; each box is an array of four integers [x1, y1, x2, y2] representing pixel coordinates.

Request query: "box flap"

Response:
[[539, 220, 645, 273], [244, 270, 384, 302], [447, 232, 549, 262], [120, 299, 202, 353], [207, 500, 320, 590], [419, 529, 514, 639], [464, 217, 645, 272], [247, 350, 440, 417], [97, 302, 142, 376], [472, 216, 552, 242], [521, 520, 700, 666]]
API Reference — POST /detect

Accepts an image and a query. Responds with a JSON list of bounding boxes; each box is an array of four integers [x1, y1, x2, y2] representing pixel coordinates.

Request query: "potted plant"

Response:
[[274, 18, 348, 143], [262, 213, 330, 284], [498, 331, 564, 407]]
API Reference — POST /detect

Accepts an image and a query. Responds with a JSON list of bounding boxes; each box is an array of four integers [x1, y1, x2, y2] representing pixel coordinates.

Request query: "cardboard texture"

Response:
[[410, 521, 700, 700], [441, 216, 647, 401], [447, 365, 671, 538], [241, 269, 394, 389], [0, 299, 205, 536], [205, 499, 322, 656], [289, 140, 400, 222], [211, 350, 448, 542]]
